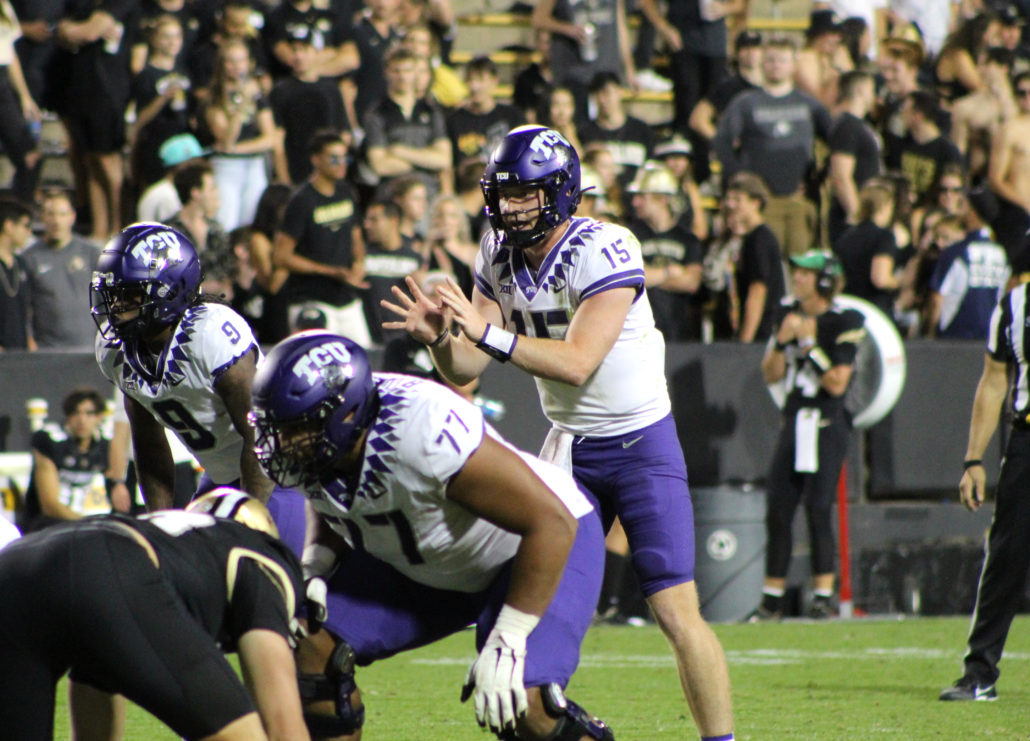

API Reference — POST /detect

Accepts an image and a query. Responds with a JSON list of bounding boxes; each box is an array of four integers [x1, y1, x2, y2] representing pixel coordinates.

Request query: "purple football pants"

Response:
[[570, 413, 695, 595]]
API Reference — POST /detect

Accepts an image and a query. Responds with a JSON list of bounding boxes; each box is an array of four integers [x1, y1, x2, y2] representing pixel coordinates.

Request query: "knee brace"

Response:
[[298, 639, 365, 738], [540, 683, 615, 741]]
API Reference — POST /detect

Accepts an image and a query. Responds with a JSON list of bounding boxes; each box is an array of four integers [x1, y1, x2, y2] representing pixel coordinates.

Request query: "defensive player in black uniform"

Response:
[[753, 250, 865, 620], [0, 489, 310, 741]]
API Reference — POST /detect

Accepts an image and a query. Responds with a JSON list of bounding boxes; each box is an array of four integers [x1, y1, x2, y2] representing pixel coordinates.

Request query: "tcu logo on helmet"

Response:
[[130, 229, 183, 267], [293, 341, 355, 385], [529, 129, 568, 159]]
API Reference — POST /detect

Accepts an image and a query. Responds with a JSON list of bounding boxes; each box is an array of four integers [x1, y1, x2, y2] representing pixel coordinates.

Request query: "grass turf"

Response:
[[53, 615, 1029, 740]]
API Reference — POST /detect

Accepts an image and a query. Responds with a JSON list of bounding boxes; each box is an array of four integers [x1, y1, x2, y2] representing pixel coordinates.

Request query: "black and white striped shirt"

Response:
[[988, 283, 1030, 422]]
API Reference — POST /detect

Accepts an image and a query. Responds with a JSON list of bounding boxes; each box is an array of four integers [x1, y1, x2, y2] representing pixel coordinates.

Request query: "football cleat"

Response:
[[939, 677, 997, 701]]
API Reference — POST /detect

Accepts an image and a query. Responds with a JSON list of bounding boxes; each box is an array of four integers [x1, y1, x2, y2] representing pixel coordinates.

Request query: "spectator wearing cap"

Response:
[[988, 69, 1030, 257], [935, 13, 1003, 108], [876, 23, 942, 171], [713, 36, 832, 258], [897, 90, 964, 204], [928, 188, 1010, 339], [628, 161, 704, 341], [653, 135, 708, 240], [20, 189, 99, 350], [129, 14, 193, 191], [950, 46, 1016, 187], [687, 29, 764, 183], [884, 0, 951, 58], [827, 70, 881, 245], [270, 26, 351, 186], [996, 5, 1030, 71], [580, 71, 655, 189], [723, 172, 786, 342], [137, 133, 207, 223], [261, 0, 358, 81], [797, 9, 854, 109], [637, 0, 747, 133], [816, 1, 886, 59]]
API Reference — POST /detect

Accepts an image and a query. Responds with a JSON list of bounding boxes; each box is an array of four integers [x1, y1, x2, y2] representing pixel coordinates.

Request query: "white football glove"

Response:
[[461, 605, 540, 733]]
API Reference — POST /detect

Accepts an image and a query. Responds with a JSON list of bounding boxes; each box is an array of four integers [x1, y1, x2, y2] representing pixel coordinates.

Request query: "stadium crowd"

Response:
[[1, 0, 1030, 351]]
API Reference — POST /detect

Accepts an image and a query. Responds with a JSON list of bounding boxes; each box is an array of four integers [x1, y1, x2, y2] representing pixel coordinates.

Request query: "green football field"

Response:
[[54, 616, 1030, 740]]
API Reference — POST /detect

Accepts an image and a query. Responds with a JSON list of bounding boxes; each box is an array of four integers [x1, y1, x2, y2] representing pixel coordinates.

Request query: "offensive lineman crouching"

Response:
[[250, 331, 615, 740]]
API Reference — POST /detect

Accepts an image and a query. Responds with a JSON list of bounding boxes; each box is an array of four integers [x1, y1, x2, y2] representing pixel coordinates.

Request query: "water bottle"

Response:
[[580, 22, 598, 64]]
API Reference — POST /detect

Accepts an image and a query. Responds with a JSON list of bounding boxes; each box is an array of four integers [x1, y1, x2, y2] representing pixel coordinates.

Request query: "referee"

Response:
[[940, 258, 1030, 702]]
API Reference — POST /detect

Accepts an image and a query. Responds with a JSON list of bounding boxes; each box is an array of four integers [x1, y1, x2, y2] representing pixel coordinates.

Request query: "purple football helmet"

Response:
[[481, 125, 581, 248], [250, 331, 379, 489], [90, 223, 202, 340]]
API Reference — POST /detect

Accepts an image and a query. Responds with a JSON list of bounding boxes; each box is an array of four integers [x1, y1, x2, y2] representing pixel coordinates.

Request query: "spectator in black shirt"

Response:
[[262, 0, 358, 80], [628, 162, 703, 341], [513, 29, 555, 124], [0, 199, 33, 351], [899, 90, 965, 203], [130, 0, 202, 76], [23, 388, 129, 532], [270, 26, 351, 185], [350, 0, 405, 123], [55, 0, 139, 241], [361, 199, 424, 345], [447, 55, 525, 169], [833, 178, 900, 317], [827, 69, 882, 245], [580, 71, 655, 188], [188, 1, 271, 92], [687, 29, 764, 183], [724, 172, 785, 343], [274, 128, 371, 344], [130, 14, 193, 190]]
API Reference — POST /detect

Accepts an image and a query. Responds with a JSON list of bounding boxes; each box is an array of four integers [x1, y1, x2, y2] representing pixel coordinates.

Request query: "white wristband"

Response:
[[476, 323, 518, 362], [493, 604, 541, 642], [301, 543, 337, 580]]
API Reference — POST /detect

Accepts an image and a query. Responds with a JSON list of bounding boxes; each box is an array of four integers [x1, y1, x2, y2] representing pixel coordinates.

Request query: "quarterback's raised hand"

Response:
[[436, 276, 489, 344], [381, 275, 449, 345], [460, 605, 540, 733]]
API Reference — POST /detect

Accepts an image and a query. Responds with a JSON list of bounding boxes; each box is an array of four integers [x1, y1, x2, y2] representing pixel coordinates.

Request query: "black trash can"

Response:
[[692, 485, 767, 623]]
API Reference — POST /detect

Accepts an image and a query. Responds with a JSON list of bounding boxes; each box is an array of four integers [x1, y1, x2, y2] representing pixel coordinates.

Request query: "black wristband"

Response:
[[427, 327, 450, 347], [963, 459, 983, 470], [773, 340, 788, 352]]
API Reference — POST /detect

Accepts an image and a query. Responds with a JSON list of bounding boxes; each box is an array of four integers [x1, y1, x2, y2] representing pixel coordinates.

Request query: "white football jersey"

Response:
[[96, 302, 259, 484], [309, 374, 593, 593], [475, 217, 671, 436]]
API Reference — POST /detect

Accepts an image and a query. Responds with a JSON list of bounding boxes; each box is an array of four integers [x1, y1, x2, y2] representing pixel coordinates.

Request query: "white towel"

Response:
[[539, 427, 574, 474], [794, 408, 820, 473]]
